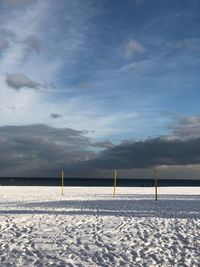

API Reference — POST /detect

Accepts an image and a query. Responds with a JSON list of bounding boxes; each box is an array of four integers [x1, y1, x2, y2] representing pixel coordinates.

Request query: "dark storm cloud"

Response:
[[0, 125, 200, 177], [86, 137, 200, 169], [6, 73, 40, 90], [0, 125, 93, 176], [50, 113, 62, 119]]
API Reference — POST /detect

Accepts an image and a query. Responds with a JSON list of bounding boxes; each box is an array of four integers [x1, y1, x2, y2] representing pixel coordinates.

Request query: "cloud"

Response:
[[0, 124, 200, 177], [6, 73, 40, 90], [135, 0, 145, 5], [0, 0, 33, 7], [90, 141, 114, 149], [24, 36, 43, 54], [0, 0, 105, 131], [86, 137, 200, 169], [0, 30, 18, 55], [50, 113, 63, 119], [173, 39, 200, 52], [0, 124, 93, 176], [128, 0, 145, 7], [0, 38, 8, 50], [78, 83, 91, 89], [170, 116, 200, 139], [0, 1, 58, 82], [125, 40, 145, 60], [0, 30, 42, 54]]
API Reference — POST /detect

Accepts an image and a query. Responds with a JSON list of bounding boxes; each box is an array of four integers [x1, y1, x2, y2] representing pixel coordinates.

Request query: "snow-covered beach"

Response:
[[0, 186, 200, 267]]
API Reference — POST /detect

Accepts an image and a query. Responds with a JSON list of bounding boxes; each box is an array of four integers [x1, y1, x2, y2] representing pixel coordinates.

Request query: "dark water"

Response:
[[0, 178, 200, 187]]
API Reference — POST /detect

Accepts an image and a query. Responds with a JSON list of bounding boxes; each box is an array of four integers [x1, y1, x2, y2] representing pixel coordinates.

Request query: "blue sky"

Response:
[[0, 0, 200, 177], [0, 0, 199, 141]]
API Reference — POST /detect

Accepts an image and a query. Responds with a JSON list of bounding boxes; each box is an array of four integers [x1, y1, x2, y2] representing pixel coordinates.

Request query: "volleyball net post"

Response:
[[113, 170, 117, 197], [62, 170, 64, 197]]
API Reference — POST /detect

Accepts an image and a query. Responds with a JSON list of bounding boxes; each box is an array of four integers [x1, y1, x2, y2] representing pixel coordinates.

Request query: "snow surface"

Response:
[[0, 186, 200, 267]]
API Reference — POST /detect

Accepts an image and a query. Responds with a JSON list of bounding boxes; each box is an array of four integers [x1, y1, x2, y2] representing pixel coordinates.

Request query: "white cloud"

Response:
[[125, 40, 145, 60]]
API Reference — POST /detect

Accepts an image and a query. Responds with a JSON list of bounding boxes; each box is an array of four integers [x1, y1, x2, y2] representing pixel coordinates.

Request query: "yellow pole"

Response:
[[113, 170, 117, 197], [62, 170, 64, 197], [155, 168, 158, 201]]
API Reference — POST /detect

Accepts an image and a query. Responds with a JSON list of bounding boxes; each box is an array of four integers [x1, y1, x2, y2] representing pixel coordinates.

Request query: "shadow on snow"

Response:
[[1, 196, 200, 219]]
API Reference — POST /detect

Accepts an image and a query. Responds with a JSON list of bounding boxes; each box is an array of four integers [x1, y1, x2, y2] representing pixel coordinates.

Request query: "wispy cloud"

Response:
[[78, 82, 92, 89], [135, 0, 145, 5], [0, 37, 8, 50], [0, 0, 33, 7], [23, 36, 43, 54], [172, 38, 200, 52], [124, 40, 145, 60], [0, 0, 106, 133]]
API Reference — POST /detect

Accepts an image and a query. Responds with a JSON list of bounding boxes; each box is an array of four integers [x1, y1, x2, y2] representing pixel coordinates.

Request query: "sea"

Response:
[[0, 178, 200, 187]]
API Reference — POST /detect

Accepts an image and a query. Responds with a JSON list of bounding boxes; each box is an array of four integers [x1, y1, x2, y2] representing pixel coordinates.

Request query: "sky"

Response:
[[0, 0, 200, 178]]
